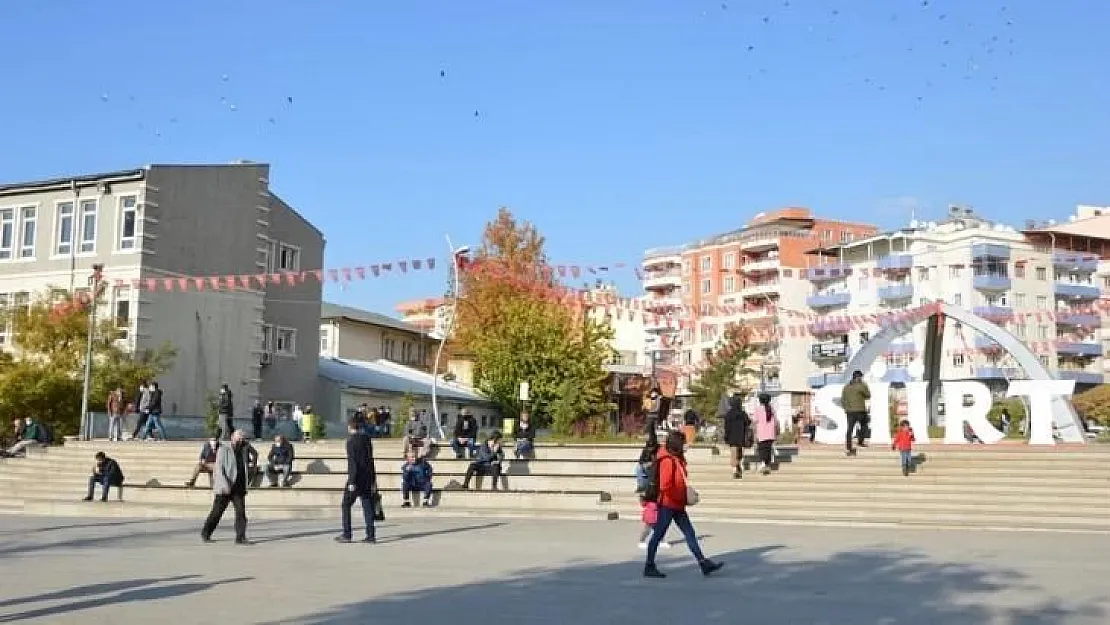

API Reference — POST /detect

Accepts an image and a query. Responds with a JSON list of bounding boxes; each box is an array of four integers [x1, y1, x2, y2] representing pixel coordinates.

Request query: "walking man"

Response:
[[336, 417, 377, 544], [140, 382, 167, 441], [132, 382, 151, 440], [251, 400, 264, 440], [106, 387, 124, 442], [218, 384, 234, 439], [201, 429, 252, 544], [840, 370, 871, 457]]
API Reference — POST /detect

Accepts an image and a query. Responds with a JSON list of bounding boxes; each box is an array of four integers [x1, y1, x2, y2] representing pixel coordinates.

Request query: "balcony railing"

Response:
[[740, 281, 781, 298], [882, 368, 911, 384], [1054, 282, 1100, 300], [1055, 312, 1100, 327], [808, 373, 830, 388], [810, 342, 850, 361], [1052, 251, 1099, 273], [805, 264, 851, 281], [1057, 370, 1103, 385], [971, 243, 1011, 259], [642, 296, 683, 311], [741, 258, 781, 274], [972, 305, 1012, 321], [876, 254, 913, 271], [887, 342, 916, 355], [974, 366, 1021, 379], [972, 274, 1011, 291], [806, 292, 851, 308], [973, 335, 1001, 350], [1056, 341, 1102, 357], [877, 284, 913, 300]]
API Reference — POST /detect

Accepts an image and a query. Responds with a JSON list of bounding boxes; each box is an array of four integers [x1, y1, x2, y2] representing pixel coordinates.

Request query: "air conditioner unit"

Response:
[[260, 352, 273, 366]]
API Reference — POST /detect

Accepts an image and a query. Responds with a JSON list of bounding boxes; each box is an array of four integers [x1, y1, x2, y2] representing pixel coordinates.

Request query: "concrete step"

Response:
[[610, 487, 1110, 508]]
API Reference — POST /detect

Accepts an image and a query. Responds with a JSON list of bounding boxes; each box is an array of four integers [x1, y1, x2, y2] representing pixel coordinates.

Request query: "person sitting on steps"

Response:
[[512, 412, 536, 459], [451, 409, 479, 459], [403, 411, 432, 458], [401, 450, 434, 507], [84, 452, 124, 502], [461, 431, 504, 490], [264, 434, 295, 487], [186, 432, 221, 488]]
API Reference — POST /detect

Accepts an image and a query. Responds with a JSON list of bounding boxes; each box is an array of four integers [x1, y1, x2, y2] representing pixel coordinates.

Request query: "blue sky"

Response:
[[1, 1, 1106, 314]]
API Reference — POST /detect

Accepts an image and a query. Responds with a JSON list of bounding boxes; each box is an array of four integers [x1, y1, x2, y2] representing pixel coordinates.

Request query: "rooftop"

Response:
[[317, 357, 492, 404], [1024, 214, 1110, 240], [321, 302, 428, 336]]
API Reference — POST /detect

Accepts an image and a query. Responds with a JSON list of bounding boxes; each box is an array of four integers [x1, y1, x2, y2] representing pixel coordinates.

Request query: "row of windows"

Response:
[[0, 287, 133, 346], [259, 238, 301, 273], [0, 196, 139, 261]]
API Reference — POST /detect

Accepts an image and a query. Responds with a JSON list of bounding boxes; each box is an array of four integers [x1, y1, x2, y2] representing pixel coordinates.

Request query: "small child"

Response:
[[892, 420, 915, 476]]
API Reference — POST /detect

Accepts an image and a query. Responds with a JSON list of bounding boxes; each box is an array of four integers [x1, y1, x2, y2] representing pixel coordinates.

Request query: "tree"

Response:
[[454, 208, 615, 432], [688, 323, 756, 422], [1072, 385, 1110, 426], [0, 292, 175, 437]]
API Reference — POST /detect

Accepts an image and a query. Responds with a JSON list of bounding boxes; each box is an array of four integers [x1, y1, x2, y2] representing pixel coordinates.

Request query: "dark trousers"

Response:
[[252, 417, 263, 440], [131, 412, 148, 439], [462, 462, 501, 490], [222, 414, 234, 438], [86, 474, 118, 501], [646, 505, 705, 565], [402, 477, 433, 501], [846, 412, 868, 451], [202, 493, 247, 541], [340, 489, 376, 540], [757, 439, 774, 466]]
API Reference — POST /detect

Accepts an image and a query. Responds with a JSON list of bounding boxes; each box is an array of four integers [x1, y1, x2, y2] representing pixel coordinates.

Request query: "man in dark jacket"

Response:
[[83, 452, 124, 502], [218, 384, 234, 439], [264, 434, 295, 487], [451, 409, 479, 459], [336, 417, 377, 543], [722, 393, 750, 480], [251, 400, 264, 440], [186, 433, 221, 488], [840, 370, 871, 457], [201, 429, 252, 544], [140, 382, 167, 440], [461, 432, 505, 490]]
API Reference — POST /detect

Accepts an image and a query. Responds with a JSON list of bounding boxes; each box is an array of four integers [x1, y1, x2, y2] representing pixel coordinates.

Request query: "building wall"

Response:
[[323, 317, 431, 369]]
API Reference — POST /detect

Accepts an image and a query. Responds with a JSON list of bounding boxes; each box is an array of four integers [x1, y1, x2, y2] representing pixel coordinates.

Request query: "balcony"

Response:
[[973, 336, 1002, 350], [882, 368, 911, 384], [972, 305, 1012, 321], [970, 243, 1011, 259], [1057, 370, 1103, 385], [1056, 341, 1102, 357], [644, 316, 678, 333], [740, 307, 775, 323], [887, 341, 916, 355], [877, 283, 913, 301], [741, 258, 781, 274], [739, 234, 779, 252], [808, 373, 831, 388], [1054, 282, 1100, 300], [642, 295, 682, 312], [806, 291, 851, 308], [1052, 251, 1099, 273], [974, 366, 1021, 379], [1055, 311, 1100, 327], [876, 254, 913, 271], [810, 341, 849, 362], [642, 269, 681, 291], [740, 281, 781, 299], [642, 247, 684, 267], [805, 264, 850, 281], [972, 273, 1011, 291]]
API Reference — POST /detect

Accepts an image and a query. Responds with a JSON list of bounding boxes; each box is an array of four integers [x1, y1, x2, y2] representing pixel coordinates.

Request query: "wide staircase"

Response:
[[1, 439, 1108, 532]]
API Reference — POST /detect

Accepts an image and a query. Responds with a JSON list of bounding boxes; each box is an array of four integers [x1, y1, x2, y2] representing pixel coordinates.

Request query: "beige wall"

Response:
[[322, 318, 431, 369]]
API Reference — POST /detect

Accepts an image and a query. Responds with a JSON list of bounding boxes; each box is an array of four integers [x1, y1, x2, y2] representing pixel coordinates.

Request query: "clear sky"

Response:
[[0, 1, 1106, 315]]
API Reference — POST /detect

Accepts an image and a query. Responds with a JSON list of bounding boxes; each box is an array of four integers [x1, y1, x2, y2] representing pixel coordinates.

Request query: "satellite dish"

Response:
[[907, 360, 925, 379], [869, 360, 887, 380]]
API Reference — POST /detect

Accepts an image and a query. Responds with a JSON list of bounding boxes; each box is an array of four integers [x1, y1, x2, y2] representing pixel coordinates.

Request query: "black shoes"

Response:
[[402, 501, 412, 508], [81, 496, 93, 502], [699, 559, 723, 576], [361, 537, 376, 544], [201, 534, 213, 543], [235, 538, 253, 546], [334, 535, 352, 543], [732, 469, 742, 480], [643, 564, 666, 578]]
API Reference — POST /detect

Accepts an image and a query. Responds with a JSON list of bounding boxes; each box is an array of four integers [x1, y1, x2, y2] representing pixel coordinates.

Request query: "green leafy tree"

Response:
[[456, 208, 615, 433], [0, 292, 175, 437], [1072, 385, 1108, 425], [394, 392, 416, 437], [689, 323, 755, 422]]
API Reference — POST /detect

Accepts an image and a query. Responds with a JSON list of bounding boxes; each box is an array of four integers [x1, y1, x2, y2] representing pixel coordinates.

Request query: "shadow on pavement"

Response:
[[262, 545, 1106, 625], [0, 575, 200, 609], [0, 577, 252, 623]]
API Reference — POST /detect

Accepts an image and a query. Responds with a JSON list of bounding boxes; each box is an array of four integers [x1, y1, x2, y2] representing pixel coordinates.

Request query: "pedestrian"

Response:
[[634, 430, 671, 551], [642, 431, 722, 579], [218, 384, 234, 439], [106, 387, 125, 442], [336, 417, 378, 543], [840, 370, 871, 457], [302, 405, 317, 442], [264, 401, 277, 434], [140, 382, 167, 441], [251, 400, 264, 440], [722, 393, 749, 479], [753, 393, 779, 475], [892, 420, 916, 476], [201, 429, 252, 544], [132, 382, 151, 440]]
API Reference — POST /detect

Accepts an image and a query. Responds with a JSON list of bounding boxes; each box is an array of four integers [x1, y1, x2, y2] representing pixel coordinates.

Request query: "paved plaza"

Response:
[[0, 514, 1107, 624]]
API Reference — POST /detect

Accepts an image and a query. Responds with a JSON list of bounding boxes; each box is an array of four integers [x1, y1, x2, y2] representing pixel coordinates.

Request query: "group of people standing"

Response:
[[720, 392, 781, 479], [105, 382, 165, 441]]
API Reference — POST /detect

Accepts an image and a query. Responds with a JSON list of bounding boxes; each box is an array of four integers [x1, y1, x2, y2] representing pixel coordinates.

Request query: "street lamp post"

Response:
[[79, 264, 105, 440], [431, 236, 469, 439]]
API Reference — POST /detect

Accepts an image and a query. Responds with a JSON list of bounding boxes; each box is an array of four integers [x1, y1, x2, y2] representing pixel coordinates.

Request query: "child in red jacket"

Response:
[[892, 420, 915, 476]]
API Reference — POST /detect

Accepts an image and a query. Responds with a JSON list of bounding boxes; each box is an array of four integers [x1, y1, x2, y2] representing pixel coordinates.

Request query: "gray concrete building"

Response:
[[0, 162, 324, 417]]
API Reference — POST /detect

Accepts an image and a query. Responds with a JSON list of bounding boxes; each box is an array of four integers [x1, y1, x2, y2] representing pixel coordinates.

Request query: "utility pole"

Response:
[[79, 264, 104, 440]]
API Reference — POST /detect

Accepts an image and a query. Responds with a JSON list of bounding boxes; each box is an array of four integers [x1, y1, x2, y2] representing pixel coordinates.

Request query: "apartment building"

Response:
[[320, 302, 433, 370], [806, 205, 1105, 394], [0, 163, 325, 417], [642, 208, 877, 409]]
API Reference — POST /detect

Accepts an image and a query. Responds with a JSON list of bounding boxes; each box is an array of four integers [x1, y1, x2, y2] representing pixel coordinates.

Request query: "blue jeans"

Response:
[[86, 474, 115, 501], [451, 438, 476, 458], [899, 450, 913, 471], [340, 489, 376, 540], [646, 505, 705, 565], [402, 476, 433, 501], [141, 413, 166, 440], [514, 439, 534, 459]]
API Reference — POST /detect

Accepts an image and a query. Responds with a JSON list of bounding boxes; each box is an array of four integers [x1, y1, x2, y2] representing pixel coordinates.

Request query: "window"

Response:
[[1015, 293, 1026, 309], [278, 244, 299, 271], [949, 265, 962, 279], [382, 337, 396, 360], [917, 267, 929, 281], [840, 230, 852, 243], [1035, 267, 1047, 280], [723, 276, 736, 293], [19, 206, 35, 258], [261, 324, 274, 352], [723, 253, 735, 270], [1016, 325, 1026, 338], [79, 200, 97, 253], [113, 287, 131, 340], [1036, 296, 1047, 310], [822, 230, 832, 241], [1015, 264, 1026, 278], [55, 202, 74, 255], [953, 293, 962, 306], [681, 280, 690, 294], [117, 196, 138, 250], [952, 353, 965, 367], [682, 260, 691, 275], [701, 279, 712, 294], [275, 327, 297, 355], [0, 209, 13, 260], [1039, 355, 1049, 367], [859, 332, 870, 343], [700, 256, 711, 272], [1038, 325, 1049, 339], [320, 328, 329, 354]]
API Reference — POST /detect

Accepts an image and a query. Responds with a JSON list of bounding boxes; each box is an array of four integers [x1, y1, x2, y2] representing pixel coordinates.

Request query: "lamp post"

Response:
[[431, 236, 470, 439], [79, 264, 105, 440]]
